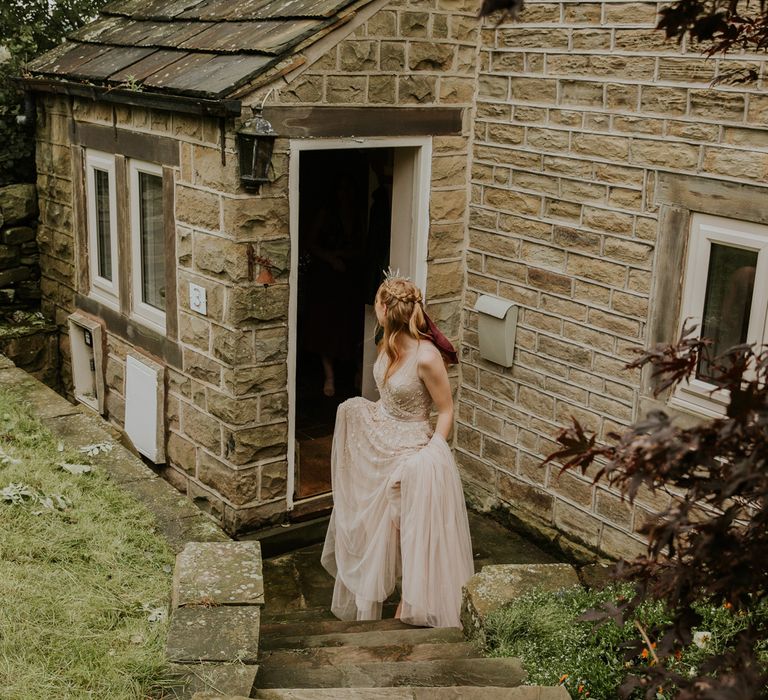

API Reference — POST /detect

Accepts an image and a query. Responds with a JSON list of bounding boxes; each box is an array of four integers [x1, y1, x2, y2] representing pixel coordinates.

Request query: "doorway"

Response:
[[287, 138, 431, 510]]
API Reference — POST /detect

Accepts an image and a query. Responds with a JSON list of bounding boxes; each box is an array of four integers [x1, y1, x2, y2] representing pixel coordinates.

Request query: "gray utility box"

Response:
[[475, 294, 518, 367]]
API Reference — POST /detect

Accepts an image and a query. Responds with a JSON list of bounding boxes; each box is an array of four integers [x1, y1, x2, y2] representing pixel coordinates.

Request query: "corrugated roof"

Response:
[[26, 0, 366, 100]]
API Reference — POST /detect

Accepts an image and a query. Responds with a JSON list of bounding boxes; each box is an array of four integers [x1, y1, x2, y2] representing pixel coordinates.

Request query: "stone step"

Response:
[[259, 641, 480, 668], [252, 689, 569, 700], [260, 617, 412, 638], [260, 626, 465, 651], [254, 657, 526, 689], [195, 686, 569, 700]]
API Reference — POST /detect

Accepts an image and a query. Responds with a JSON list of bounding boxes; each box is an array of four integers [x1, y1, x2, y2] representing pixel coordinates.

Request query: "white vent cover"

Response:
[[125, 354, 165, 463]]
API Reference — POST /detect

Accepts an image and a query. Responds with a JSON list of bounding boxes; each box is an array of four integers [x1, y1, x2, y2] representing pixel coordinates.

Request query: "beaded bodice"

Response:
[[373, 344, 432, 422]]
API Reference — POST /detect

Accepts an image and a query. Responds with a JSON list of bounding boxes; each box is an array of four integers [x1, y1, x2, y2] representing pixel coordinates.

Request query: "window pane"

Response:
[[138, 171, 165, 311], [697, 243, 757, 381], [94, 168, 112, 281]]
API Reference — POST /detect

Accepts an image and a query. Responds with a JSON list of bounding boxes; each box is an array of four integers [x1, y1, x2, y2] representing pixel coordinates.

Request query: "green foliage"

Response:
[[0, 386, 175, 698], [483, 584, 768, 700], [0, 0, 108, 185]]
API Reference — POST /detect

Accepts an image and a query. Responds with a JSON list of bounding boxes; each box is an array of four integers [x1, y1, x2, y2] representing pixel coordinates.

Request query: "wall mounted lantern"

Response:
[[237, 105, 276, 193]]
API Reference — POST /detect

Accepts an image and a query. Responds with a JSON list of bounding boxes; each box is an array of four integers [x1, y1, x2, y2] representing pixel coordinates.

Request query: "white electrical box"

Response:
[[68, 313, 106, 414], [125, 353, 166, 463], [475, 295, 518, 367]]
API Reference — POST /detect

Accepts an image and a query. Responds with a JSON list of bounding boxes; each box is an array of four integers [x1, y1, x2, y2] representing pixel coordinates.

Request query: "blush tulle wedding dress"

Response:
[[320, 342, 475, 628]]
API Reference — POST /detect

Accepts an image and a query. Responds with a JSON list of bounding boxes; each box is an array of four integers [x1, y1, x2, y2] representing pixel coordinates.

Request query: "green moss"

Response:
[[0, 386, 175, 699]]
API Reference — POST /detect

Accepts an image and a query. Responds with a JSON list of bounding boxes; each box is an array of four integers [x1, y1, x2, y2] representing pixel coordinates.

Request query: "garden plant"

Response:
[[541, 329, 768, 699]]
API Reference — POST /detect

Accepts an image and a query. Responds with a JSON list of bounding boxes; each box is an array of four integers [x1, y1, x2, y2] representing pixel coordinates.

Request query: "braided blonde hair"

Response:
[[376, 277, 430, 381]]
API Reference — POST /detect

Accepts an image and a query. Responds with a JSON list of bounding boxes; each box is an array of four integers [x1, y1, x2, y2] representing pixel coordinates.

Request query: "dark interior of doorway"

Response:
[[295, 147, 394, 500]]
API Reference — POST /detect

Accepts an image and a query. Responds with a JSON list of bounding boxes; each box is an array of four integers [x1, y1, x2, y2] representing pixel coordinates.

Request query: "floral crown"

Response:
[[381, 267, 422, 305]]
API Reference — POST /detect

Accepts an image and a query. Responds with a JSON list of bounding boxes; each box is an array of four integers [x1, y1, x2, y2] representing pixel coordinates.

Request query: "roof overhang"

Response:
[[20, 76, 242, 118]]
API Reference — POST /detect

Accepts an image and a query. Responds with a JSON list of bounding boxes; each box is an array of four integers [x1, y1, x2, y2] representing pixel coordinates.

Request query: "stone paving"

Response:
[[259, 510, 561, 623]]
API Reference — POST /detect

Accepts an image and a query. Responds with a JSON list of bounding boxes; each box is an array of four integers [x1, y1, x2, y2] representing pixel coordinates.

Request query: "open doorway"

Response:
[[288, 137, 431, 510], [294, 148, 394, 500]]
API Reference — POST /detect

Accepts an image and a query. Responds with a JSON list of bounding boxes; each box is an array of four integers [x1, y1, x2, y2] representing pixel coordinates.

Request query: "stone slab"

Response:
[[260, 618, 411, 639], [174, 541, 264, 608], [0, 353, 14, 370], [461, 563, 580, 640], [260, 627, 465, 652], [255, 657, 527, 689], [167, 663, 258, 699], [260, 641, 479, 668], [199, 688, 569, 700], [0, 366, 80, 419], [167, 606, 261, 663]]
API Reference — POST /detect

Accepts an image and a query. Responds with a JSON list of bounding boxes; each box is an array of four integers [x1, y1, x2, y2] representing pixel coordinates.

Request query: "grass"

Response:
[[483, 583, 768, 699], [0, 385, 176, 699]]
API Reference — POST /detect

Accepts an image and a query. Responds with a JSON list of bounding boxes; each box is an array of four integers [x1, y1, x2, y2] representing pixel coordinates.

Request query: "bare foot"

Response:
[[323, 377, 335, 397], [395, 601, 403, 620]]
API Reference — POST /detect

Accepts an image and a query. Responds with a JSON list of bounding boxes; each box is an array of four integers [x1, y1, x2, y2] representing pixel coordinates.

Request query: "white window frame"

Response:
[[85, 150, 119, 309], [672, 212, 768, 417], [129, 159, 166, 335]]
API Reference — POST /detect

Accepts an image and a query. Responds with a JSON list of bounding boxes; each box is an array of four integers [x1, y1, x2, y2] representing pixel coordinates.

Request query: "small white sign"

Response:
[[189, 282, 207, 315]]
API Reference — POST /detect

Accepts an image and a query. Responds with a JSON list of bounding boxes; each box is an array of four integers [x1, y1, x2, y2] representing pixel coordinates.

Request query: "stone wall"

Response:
[[35, 96, 289, 534], [458, 0, 768, 559], [0, 183, 41, 313], [259, 0, 482, 349]]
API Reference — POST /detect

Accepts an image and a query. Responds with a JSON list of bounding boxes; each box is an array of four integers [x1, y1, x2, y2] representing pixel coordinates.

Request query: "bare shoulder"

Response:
[[416, 341, 445, 373]]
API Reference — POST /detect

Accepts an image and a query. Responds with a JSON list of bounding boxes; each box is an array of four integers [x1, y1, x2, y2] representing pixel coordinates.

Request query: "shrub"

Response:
[[485, 584, 768, 699], [546, 329, 768, 698]]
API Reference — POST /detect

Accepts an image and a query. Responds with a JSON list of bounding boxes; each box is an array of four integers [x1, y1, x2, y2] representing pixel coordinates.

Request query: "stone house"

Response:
[[23, 0, 768, 556]]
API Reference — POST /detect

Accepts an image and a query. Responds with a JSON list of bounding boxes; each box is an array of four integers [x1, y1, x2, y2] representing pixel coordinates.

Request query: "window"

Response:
[[129, 160, 166, 333], [673, 213, 768, 416], [85, 150, 118, 308]]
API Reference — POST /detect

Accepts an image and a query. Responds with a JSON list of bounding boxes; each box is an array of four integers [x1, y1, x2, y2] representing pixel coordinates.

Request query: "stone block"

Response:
[[182, 402, 222, 453], [222, 196, 288, 240], [260, 460, 288, 500], [224, 423, 287, 465], [326, 75, 366, 104], [168, 431, 197, 473], [207, 390, 259, 426], [400, 11, 429, 36], [167, 663, 257, 699], [183, 348, 222, 385], [179, 313, 211, 353], [368, 75, 396, 104], [166, 605, 261, 663], [193, 233, 249, 282], [0, 184, 37, 226], [192, 145, 241, 191], [461, 563, 580, 639], [223, 364, 287, 397], [380, 42, 405, 71], [2, 226, 35, 245], [228, 285, 289, 325], [398, 75, 437, 104], [173, 540, 264, 607], [409, 42, 454, 71], [176, 187, 221, 230], [339, 40, 377, 71]]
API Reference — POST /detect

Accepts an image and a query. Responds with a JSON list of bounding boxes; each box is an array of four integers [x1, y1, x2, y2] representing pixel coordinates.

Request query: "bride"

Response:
[[321, 272, 474, 628]]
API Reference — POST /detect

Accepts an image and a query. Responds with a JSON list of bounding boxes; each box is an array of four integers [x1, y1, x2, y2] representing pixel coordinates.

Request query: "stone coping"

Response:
[[168, 541, 265, 698], [461, 563, 581, 643]]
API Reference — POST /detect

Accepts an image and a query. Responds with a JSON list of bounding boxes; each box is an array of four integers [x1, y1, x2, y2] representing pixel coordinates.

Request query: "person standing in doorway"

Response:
[[321, 272, 474, 627]]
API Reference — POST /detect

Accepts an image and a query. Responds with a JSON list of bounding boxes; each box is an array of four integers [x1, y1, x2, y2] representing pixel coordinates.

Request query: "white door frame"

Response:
[[286, 135, 433, 511]]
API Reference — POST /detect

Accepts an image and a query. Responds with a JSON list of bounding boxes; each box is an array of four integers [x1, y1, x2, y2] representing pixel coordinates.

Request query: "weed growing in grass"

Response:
[[0, 387, 176, 699], [483, 584, 768, 699]]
